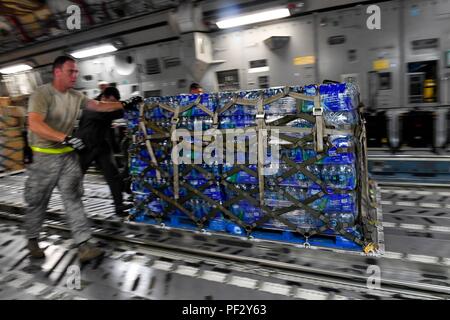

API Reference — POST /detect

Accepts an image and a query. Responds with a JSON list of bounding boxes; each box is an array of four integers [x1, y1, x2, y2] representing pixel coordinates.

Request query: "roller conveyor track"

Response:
[[368, 149, 450, 186], [0, 171, 449, 300]]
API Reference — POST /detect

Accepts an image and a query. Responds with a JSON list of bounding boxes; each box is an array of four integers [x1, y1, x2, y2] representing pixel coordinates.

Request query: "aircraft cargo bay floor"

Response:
[[0, 171, 449, 300]]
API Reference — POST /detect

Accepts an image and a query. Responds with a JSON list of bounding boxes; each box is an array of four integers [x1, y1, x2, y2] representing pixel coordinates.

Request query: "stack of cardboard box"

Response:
[[0, 97, 26, 172], [0, 97, 12, 108]]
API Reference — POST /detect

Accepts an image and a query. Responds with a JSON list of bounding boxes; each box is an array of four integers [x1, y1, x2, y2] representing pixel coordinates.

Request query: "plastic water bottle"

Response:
[[129, 157, 139, 175], [231, 204, 244, 220], [320, 83, 359, 112], [130, 157, 147, 176], [290, 118, 313, 128], [285, 210, 314, 229], [347, 226, 362, 239], [280, 97, 297, 114], [220, 116, 231, 129], [204, 183, 222, 201], [189, 117, 196, 131], [338, 212, 356, 225], [264, 88, 287, 115], [233, 102, 243, 116], [328, 193, 356, 213], [341, 165, 356, 189], [192, 199, 205, 218], [307, 165, 321, 179], [326, 213, 339, 229], [204, 117, 213, 130], [324, 110, 358, 130], [231, 199, 258, 223], [131, 180, 140, 193], [148, 199, 164, 214], [264, 189, 278, 207], [340, 192, 356, 213], [228, 165, 252, 184], [322, 135, 356, 165], [322, 165, 356, 190], [301, 85, 317, 113], [246, 206, 261, 224], [265, 187, 294, 207], [287, 186, 306, 203], [294, 148, 303, 162], [140, 149, 150, 160], [275, 164, 303, 187], [190, 94, 201, 117], [127, 117, 139, 131], [245, 115, 256, 127], [322, 165, 336, 187], [235, 115, 245, 128], [302, 144, 316, 162], [329, 135, 353, 148]]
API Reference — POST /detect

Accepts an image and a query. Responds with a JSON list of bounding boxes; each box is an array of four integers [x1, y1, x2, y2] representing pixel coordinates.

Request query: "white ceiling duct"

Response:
[[179, 32, 225, 82], [114, 53, 136, 76]]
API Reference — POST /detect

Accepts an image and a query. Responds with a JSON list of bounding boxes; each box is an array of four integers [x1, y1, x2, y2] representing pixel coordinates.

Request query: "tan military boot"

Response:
[[78, 242, 104, 263], [27, 239, 45, 259]]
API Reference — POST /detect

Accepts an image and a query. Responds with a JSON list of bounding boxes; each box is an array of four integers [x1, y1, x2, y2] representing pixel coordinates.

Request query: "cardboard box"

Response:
[[0, 106, 26, 134], [0, 105, 26, 118], [0, 138, 25, 150], [0, 97, 12, 107], [0, 160, 24, 172], [0, 127, 23, 138], [0, 137, 24, 172], [0, 138, 24, 154], [1, 150, 23, 162], [0, 116, 20, 128]]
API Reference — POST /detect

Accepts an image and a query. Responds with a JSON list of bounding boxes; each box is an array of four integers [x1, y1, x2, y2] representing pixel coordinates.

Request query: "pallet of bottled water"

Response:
[[126, 83, 382, 254]]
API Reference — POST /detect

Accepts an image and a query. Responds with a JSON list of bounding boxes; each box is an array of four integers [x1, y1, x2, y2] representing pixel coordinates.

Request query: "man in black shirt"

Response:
[[95, 80, 110, 101], [77, 87, 130, 216], [189, 82, 203, 94]]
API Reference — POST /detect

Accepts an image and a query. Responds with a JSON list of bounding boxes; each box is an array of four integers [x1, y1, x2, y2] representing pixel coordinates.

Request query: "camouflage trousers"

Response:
[[24, 152, 91, 245]]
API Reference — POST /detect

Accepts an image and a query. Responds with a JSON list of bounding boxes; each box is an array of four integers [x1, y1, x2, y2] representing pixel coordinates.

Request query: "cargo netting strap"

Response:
[[266, 113, 316, 127], [248, 136, 363, 245], [313, 93, 325, 153], [355, 111, 378, 248], [139, 97, 221, 200], [190, 162, 300, 234], [171, 105, 181, 199], [256, 96, 266, 206], [131, 86, 375, 249], [144, 161, 252, 230], [208, 90, 358, 240], [138, 102, 161, 181], [134, 161, 199, 224]]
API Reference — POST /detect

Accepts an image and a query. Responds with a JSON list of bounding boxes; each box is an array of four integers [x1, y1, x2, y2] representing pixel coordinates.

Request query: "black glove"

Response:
[[23, 146, 33, 164], [121, 96, 143, 111], [62, 135, 85, 151]]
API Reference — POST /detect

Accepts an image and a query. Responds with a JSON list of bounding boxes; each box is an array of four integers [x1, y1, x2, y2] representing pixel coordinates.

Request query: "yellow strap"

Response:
[[31, 146, 74, 154]]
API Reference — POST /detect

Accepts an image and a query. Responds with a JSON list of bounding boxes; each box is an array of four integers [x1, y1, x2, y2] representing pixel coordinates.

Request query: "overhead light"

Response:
[[248, 66, 270, 73], [70, 44, 118, 59], [216, 8, 291, 29], [0, 64, 33, 74]]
